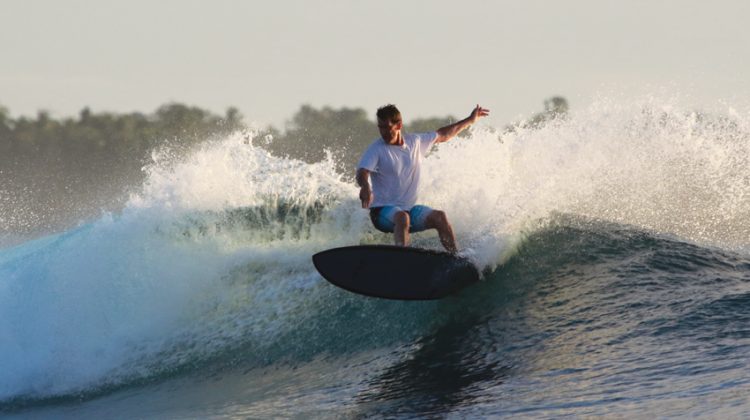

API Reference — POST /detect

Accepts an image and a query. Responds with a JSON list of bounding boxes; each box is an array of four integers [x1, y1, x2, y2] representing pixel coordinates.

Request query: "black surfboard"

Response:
[[312, 245, 480, 300]]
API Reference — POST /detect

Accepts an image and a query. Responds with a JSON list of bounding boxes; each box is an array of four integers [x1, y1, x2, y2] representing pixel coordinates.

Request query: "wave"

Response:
[[2, 93, 750, 410]]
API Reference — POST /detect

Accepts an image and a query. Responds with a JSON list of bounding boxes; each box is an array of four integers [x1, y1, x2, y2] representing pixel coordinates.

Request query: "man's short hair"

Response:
[[376, 104, 402, 124]]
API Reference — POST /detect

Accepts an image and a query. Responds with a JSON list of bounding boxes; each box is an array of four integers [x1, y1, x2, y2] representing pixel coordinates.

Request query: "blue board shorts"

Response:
[[369, 205, 433, 233]]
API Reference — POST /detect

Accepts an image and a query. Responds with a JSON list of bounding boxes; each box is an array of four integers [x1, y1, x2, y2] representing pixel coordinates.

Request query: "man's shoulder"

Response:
[[364, 138, 385, 151], [404, 132, 437, 142], [359, 138, 385, 163]]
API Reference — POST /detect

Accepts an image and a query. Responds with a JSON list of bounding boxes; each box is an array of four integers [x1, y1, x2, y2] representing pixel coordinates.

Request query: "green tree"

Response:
[[524, 96, 569, 129], [264, 105, 377, 175], [0, 102, 248, 236], [404, 116, 462, 136]]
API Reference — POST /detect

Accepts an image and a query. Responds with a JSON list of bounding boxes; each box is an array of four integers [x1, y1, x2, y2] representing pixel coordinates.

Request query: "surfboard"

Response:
[[312, 245, 480, 300]]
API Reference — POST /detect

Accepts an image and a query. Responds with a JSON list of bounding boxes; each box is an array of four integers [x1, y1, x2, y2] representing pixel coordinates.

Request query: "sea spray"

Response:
[[419, 94, 750, 255], [0, 133, 365, 403]]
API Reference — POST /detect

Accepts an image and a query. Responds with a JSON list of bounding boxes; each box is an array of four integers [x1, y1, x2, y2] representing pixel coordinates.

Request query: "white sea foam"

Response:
[[420, 93, 750, 256]]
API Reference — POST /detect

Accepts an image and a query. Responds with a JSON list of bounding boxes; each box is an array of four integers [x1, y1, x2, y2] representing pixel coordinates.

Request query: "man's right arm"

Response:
[[435, 105, 490, 143], [356, 168, 373, 208]]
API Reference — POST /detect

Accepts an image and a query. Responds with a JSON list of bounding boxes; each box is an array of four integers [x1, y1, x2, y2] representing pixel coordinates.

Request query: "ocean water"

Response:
[[1, 95, 749, 418]]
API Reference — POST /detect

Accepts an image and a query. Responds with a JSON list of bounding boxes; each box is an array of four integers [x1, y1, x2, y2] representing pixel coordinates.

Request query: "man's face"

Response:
[[377, 118, 402, 141]]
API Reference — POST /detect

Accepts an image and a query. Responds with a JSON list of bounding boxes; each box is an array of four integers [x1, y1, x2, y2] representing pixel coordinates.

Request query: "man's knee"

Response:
[[394, 211, 410, 228], [427, 210, 449, 228]]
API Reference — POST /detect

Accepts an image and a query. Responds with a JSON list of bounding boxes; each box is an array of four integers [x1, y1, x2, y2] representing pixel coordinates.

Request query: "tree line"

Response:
[[0, 98, 568, 236], [0, 103, 244, 235]]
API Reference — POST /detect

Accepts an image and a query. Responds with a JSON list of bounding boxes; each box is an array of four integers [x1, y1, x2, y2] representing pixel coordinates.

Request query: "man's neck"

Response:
[[384, 132, 404, 146]]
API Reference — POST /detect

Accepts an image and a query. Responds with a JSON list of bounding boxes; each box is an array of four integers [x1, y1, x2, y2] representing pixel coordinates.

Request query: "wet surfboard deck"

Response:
[[312, 245, 480, 300]]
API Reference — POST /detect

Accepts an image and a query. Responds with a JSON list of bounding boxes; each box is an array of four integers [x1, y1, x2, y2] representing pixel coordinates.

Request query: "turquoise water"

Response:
[[2, 96, 750, 418]]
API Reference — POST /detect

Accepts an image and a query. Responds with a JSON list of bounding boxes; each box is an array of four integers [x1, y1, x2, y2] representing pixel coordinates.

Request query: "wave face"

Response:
[[2, 95, 750, 417]]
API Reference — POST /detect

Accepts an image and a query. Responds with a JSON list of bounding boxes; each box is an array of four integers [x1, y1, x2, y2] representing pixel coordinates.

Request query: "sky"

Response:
[[2, 0, 750, 128]]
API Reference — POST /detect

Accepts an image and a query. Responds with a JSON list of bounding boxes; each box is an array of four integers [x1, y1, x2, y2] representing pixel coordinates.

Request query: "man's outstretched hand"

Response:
[[469, 105, 490, 123], [435, 104, 491, 143]]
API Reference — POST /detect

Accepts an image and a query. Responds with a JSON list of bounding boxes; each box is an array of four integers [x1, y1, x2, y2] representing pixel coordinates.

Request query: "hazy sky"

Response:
[[3, 0, 749, 127]]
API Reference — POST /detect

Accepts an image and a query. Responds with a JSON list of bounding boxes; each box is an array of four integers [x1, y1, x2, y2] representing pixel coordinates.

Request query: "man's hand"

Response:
[[360, 185, 373, 208], [469, 104, 490, 123], [356, 168, 373, 208], [436, 104, 491, 143]]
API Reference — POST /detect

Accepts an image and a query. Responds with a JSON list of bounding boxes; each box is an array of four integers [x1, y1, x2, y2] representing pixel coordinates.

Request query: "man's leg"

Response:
[[393, 211, 410, 247], [425, 210, 457, 253]]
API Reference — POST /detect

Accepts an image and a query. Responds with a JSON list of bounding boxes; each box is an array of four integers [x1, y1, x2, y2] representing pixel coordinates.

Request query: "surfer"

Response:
[[357, 104, 490, 253]]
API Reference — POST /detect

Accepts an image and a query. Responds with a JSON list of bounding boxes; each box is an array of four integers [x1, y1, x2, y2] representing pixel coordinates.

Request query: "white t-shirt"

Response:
[[357, 132, 438, 208]]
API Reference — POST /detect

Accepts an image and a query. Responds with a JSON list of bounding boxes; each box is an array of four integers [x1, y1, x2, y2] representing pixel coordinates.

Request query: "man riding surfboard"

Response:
[[356, 104, 490, 253]]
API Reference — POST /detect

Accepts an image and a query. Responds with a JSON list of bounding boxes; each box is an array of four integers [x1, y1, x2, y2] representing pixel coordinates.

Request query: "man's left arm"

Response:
[[435, 105, 490, 143]]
